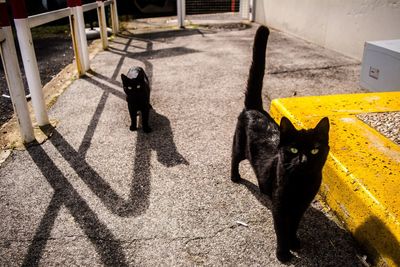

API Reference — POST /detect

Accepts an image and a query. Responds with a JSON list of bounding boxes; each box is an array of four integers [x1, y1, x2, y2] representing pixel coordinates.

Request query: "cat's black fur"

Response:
[[121, 67, 152, 133], [231, 26, 330, 262]]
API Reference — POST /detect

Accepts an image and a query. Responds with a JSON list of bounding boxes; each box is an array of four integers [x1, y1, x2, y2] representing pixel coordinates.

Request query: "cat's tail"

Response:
[[244, 25, 270, 111]]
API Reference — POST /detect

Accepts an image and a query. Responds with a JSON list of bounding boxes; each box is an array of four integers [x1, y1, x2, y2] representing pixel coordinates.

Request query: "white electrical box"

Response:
[[360, 39, 400, 92]]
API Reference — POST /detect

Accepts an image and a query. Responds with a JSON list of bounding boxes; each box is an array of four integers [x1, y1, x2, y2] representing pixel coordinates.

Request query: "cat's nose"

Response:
[[300, 154, 307, 164]]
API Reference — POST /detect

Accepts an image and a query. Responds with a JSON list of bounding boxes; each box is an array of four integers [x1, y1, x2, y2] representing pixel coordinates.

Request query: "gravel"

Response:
[[0, 33, 75, 127], [357, 112, 400, 145]]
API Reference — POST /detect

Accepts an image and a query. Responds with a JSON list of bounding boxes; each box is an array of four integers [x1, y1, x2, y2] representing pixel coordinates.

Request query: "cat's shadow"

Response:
[[238, 179, 273, 209], [237, 178, 363, 266], [144, 109, 189, 167]]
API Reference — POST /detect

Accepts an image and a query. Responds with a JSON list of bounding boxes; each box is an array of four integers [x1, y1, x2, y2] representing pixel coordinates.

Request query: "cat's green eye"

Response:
[[290, 147, 298, 154], [311, 148, 319, 155]]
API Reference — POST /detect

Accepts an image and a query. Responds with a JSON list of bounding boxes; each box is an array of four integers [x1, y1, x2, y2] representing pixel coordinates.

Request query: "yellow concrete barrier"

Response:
[[270, 92, 400, 267]]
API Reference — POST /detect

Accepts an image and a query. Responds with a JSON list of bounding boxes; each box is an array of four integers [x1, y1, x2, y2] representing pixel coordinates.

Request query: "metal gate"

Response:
[[183, 0, 253, 26], [185, 0, 239, 15]]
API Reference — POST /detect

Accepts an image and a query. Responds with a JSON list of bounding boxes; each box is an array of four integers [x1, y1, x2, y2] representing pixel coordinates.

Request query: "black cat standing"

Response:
[[231, 26, 330, 262], [121, 66, 152, 133]]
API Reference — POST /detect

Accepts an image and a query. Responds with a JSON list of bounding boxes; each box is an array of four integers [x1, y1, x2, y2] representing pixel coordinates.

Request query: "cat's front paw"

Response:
[[143, 126, 152, 133], [130, 125, 138, 131], [276, 249, 293, 263]]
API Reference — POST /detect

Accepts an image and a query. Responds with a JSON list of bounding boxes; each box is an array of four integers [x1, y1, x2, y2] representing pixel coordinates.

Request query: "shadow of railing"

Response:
[[25, 143, 128, 267], [22, 29, 196, 265]]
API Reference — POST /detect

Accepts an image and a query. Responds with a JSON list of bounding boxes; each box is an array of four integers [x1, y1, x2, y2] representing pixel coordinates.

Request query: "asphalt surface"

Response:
[[0, 19, 368, 266]]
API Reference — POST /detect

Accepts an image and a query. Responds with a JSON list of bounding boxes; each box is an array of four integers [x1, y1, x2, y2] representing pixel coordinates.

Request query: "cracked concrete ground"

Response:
[[0, 19, 368, 266]]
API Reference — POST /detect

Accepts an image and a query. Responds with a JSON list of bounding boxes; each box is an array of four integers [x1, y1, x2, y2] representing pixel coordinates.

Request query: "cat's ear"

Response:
[[121, 74, 129, 84], [314, 117, 330, 141], [137, 69, 144, 80], [280, 117, 296, 142]]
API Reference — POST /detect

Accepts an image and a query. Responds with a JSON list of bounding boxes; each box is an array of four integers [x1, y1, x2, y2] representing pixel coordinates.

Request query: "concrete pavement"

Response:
[[0, 20, 367, 266]]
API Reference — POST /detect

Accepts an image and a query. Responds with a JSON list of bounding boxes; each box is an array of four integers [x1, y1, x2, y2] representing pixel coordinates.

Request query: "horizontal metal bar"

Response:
[[26, 1, 113, 28], [82, 2, 98, 12], [28, 8, 71, 28]]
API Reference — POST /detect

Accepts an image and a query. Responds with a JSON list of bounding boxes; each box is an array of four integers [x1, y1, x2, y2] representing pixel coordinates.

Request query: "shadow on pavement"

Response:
[[355, 216, 400, 266], [22, 30, 190, 266], [117, 28, 204, 40], [239, 179, 364, 266], [25, 143, 128, 267]]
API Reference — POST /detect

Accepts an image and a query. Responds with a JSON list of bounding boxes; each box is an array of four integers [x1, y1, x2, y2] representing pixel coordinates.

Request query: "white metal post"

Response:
[[249, 0, 255, 22], [68, 0, 90, 76], [97, 1, 108, 49], [110, 0, 119, 34], [0, 21, 35, 142], [177, 0, 185, 28], [76, 5, 90, 71], [13, 17, 50, 126], [69, 12, 84, 76]]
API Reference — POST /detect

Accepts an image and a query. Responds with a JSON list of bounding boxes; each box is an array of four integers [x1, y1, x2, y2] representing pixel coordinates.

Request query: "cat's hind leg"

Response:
[[231, 125, 246, 182], [258, 159, 277, 197]]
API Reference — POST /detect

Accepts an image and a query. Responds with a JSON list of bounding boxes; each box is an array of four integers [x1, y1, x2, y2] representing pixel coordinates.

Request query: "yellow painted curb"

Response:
[[270, 92, 400, 267]]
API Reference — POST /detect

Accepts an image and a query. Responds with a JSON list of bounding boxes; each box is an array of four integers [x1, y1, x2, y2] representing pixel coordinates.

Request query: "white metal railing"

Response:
[[0, 0, 35, 142], [104, 0, 112, 6], [1, 0, 193, 143], [0, 26, 35, 143], [28, 8, 71, 28], [1, 0, 119, 143], [82, 2, 98, 12], [248, 0, 254, 21], [177, 0, 186, 28], [97, 0, 109, 49]]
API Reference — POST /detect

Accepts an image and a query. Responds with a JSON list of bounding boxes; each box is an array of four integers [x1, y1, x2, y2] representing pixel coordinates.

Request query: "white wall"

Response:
[[254, 0, 400, 60]]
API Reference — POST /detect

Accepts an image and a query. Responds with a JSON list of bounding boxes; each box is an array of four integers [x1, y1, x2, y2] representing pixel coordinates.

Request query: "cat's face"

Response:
[[278, 117, 330, 173], [121, 73, 145, 95]]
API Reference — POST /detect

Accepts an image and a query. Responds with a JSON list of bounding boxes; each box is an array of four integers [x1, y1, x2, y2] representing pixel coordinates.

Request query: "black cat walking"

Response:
[[121, 67, 152, 133], [230, 26, 330, 262]]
